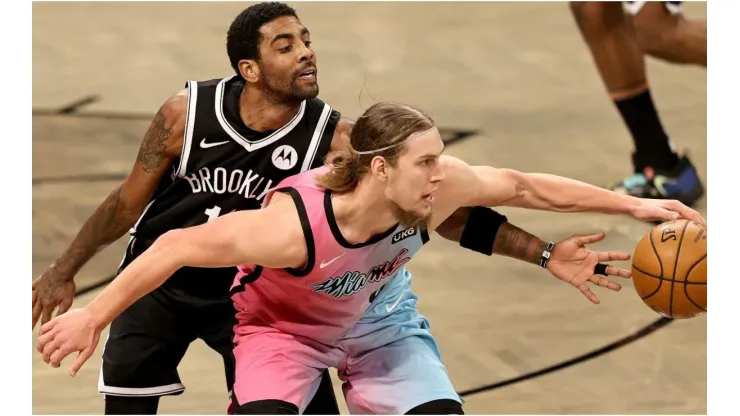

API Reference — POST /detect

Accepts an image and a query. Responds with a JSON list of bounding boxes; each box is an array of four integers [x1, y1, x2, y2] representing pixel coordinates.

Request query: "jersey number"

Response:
[[204, 205, 222, 222]]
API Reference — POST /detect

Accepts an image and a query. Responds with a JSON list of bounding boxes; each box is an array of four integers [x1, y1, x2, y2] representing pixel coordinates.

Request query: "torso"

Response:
[[121, 75, 340, 301], [230, 167, 430, 343]]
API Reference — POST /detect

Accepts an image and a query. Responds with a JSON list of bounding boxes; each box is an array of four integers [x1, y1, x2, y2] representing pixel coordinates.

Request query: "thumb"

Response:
[[572, 233, 606, 246]]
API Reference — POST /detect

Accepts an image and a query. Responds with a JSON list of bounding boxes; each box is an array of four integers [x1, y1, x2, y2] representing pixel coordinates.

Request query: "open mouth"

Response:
[[297, 68, 317, 80], [422, 193, 435, 203]]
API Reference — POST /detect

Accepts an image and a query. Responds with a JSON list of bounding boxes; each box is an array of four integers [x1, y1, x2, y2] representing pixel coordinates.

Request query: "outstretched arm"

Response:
[[435, 198, 634, 305], [83, 191, 305, 329], [436, 207, 547, 265], [435, 155, 706, 225], [36, 192, 306, 375]]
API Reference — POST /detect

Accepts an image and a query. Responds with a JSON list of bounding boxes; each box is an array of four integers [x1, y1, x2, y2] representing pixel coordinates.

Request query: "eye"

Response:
[[279, 45, 292, 53], [419, 158, 434, 167], [305, 41, 312, 48]]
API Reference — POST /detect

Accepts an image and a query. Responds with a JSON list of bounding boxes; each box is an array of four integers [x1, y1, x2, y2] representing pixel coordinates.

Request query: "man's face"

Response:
[[384, 130, 446, 228], [256, 16, 319, 102]]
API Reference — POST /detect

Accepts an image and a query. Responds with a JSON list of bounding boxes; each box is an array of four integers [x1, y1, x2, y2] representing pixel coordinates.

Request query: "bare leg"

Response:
[[569, 1, 677, 171], [633, 2, 706, 67]]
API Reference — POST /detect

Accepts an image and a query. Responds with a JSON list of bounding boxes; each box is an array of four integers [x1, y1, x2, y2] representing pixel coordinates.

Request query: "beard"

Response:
[[391, 201, 431, 230], [261, 68, 319, 103]]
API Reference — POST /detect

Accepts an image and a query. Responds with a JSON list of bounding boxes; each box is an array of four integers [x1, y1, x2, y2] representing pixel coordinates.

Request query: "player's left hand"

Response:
[[546, 233, 632, 304], [631, 198, 706, 226], [36, 307, 101, 377]]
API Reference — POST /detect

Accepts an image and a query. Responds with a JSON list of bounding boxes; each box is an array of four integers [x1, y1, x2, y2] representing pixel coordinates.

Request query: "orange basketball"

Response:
[[631, 219, 707, 319]]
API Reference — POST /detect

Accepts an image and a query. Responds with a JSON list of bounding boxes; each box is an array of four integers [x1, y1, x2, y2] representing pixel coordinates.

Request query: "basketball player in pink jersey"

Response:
[[38, 102, 705, 414]]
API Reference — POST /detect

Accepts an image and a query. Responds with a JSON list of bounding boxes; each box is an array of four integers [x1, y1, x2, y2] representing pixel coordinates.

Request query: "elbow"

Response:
[[515, 173, 579, 212], [152, 230, 188, 268]]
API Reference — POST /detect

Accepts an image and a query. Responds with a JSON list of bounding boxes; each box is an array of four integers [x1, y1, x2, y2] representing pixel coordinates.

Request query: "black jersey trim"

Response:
[[278, 187, 316, 277], [421, 227, 430, 244], [214, 76, 306, 152], [175, 80, 198, 178], [300, 103, 332, 171], [228, 265, 263, 295], [323, 190, 399, 249]]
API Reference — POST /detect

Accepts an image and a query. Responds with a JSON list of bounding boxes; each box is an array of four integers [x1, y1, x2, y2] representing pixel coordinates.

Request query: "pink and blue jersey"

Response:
[[227, 167, 461, 414], [229, 167, 429, 343]]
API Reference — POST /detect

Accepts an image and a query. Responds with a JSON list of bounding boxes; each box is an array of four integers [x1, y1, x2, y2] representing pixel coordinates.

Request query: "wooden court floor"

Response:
[[32, 2, 707, 414]]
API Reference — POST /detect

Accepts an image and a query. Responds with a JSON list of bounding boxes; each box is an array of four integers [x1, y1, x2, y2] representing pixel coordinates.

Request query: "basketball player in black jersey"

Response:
[[32, 2, 615, 415]]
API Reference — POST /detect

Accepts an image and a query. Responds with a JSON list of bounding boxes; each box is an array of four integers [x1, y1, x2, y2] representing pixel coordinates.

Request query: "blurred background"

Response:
[[32, 1, 706, 414]]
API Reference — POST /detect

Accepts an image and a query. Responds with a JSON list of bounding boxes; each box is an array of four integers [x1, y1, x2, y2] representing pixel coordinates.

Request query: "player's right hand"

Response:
[[631, 198, 706, 226], [36, 307, 100, 377], [32, 266, 76, 331]]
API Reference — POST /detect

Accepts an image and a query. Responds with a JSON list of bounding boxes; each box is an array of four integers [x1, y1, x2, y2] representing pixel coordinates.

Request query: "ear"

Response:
[[238, 59, 261, 83], [370, 156, 388, 181]]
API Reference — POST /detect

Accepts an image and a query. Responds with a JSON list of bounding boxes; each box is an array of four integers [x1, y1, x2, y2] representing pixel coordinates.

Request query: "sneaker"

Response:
[[611, 154, 705, 206]]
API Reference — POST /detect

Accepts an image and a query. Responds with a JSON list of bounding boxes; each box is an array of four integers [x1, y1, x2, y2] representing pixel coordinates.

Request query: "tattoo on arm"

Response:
[[492, 222, 548, 265], [50, 98, 182, 280], [54, 185, 138, 276], [137, 108, 172, 173]]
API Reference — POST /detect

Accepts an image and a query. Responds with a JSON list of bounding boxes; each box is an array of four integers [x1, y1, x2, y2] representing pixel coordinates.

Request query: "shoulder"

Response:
[[158, 89, 189, 132], [261, 190, 309, 257], [439, 155, 475, 180], [142, 89, 189, 157], [329, 117, 354, 153], [427, 156, 481, 231]]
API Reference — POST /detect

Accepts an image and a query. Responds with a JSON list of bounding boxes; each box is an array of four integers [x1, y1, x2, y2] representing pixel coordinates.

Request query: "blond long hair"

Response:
[[316, 102, 435, 193]]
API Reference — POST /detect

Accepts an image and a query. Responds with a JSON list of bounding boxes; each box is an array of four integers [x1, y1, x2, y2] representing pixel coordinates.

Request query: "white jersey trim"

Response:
[[214, 76, 306, 152], [175, 80, 198, 178], [301, 103, 332, 172], [97, 333, 186, 397]]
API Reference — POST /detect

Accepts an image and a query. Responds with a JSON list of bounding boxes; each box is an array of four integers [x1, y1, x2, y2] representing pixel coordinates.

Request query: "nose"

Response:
[[298, 42, 314, 63], [430, 163, 446, 183]]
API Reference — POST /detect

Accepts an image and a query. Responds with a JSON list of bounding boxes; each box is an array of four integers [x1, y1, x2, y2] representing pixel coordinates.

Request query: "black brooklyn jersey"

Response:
[[120, 75, 340, 300]]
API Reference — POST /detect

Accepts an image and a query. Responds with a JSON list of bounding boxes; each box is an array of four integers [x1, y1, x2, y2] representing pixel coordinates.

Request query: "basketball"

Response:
[[631, 219, 707, 319]]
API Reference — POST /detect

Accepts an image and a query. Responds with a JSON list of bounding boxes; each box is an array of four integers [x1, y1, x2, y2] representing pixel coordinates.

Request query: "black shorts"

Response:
[[98, 285, 237, 398], [98, 250, 340, 415]]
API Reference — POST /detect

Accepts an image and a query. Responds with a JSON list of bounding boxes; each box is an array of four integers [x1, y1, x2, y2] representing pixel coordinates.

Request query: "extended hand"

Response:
[[36, 308, 101, 376], [546, 233, 632, 304], [632, 198, 706, 226], [32, 267, 76, 331]]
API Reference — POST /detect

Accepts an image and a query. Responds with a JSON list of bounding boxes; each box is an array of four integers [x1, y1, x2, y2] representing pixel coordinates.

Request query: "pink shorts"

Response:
[[230, 318, 460, 414]]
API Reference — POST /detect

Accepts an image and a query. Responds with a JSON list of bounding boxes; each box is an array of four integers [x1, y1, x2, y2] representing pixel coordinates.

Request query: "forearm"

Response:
[[491, 222, 548, 265], [438, 207, 547, 265], [519, 172, 640, 215], [52, 185, 140, 277], [86, 237, 179, 330]]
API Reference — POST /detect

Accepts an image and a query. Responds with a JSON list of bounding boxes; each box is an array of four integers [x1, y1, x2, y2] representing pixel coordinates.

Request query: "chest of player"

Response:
[[301, 226, 426, 300], [177, 138, 317, 205]]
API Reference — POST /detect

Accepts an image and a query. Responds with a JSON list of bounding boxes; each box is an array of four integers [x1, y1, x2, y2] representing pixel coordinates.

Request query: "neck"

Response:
[[239, 86, 302, 132], [331, 179, 397, 244]]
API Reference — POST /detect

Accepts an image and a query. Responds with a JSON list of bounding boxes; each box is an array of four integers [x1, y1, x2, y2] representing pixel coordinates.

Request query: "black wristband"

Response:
[[539, 241, 556, 269], [459, 207, 508, 256]]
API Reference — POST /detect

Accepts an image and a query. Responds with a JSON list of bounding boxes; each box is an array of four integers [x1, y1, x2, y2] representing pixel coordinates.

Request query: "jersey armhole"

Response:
[[420, 227, 430, 244], [174, 80, 199, 178], [276, 187, 316, 277]]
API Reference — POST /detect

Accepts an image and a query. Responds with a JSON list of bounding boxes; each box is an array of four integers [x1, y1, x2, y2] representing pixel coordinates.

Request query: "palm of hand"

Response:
[[547, 239, 598, 286], [542, 233, 632, 304]]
